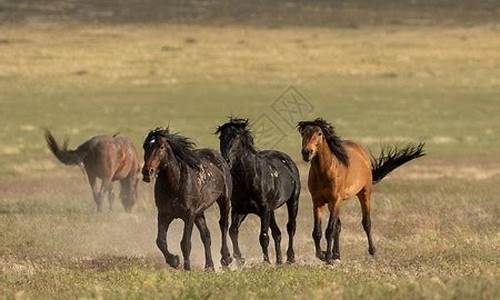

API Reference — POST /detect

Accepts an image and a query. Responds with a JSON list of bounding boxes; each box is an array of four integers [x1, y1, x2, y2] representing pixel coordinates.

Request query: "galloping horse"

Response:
[[142, 128, 232, 270], [45, 130, 140, 212], [216, 118, 300, 265], [297, 118, 425, 264]]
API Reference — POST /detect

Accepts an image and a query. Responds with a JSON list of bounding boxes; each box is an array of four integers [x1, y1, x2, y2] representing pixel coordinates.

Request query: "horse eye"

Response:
[[160, 145, 165, 150], [318, 132, 323, 137]]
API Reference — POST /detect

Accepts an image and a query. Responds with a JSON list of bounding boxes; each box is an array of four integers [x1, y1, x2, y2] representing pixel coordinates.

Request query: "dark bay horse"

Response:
[[216, 118, 300, 265], [297, 118, 425, 264], [142, 128, 232, 271], [45, 130, 140, 212]]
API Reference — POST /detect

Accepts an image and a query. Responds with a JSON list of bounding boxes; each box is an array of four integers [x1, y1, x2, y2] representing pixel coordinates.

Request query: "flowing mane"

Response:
[[215, 117, 257, 153], [143, 127, 201, 170], [297, 118, 349, 166]]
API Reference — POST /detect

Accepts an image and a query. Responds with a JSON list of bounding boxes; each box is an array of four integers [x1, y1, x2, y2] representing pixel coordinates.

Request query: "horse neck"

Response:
[[159, 155, 183, 193], [229, 139, 257, 169], [311, 139, 339, 175]]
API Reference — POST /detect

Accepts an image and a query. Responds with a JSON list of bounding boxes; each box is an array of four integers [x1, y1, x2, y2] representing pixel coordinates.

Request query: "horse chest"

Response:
[[309, 172, 343, 198]]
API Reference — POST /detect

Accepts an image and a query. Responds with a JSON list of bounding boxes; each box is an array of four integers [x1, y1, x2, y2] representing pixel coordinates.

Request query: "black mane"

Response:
[[216, 117, 257, 153], [144, 127, 201, 170], [297, 118, 349, 166]]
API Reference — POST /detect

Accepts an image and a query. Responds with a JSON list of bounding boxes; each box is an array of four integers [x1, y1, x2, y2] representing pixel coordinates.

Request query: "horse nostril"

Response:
[[302, 149, 311, 157]]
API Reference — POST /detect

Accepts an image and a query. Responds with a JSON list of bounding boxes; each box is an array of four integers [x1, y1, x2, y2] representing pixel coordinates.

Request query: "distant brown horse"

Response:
[[45, 130, 140, 212], [297, 118, 425, 264]]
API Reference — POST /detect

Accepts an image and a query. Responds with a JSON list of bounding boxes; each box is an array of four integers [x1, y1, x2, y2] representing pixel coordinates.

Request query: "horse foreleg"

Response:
[[180, 216, 195, 271], [156, 214, 179, 269], [97, 179, 111, 213], [312, 203, 326, 261], [325, 203, 341, 264], [269, 212, 282, 265], [333, 218, 342, 260], [217, 198, 232, 267], [229, 211, 247, 265], [259, 210, 271, 263], [195, 213, 214, 271]]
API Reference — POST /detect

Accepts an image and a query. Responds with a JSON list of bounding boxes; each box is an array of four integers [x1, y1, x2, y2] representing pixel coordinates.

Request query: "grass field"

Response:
[[1, 1, 499, 299]]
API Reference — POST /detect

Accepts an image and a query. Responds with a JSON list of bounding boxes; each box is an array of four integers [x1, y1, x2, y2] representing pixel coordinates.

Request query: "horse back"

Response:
[[257, 150, 300, 204], [342, 140, 371, 170], [259, 150, 300, 181], [195, 148, 232, 198], [82, 135, 139, 180], [329, 140, 373, 199]]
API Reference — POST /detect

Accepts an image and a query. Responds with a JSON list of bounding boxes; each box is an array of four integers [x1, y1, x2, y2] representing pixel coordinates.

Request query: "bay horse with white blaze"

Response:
[[142, 128, 232, 271], [297, 118, 425, 264], [216, 118, 300, 265], [45, 130, 140, 212]]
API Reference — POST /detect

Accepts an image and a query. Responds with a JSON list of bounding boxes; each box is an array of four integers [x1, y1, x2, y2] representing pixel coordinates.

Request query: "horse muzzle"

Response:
[[302, 149, 313, 162], [142, 175, 151, 183], [142, 167, 155, 183]]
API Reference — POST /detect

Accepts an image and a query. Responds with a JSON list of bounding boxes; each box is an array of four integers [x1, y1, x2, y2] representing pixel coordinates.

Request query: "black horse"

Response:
[[142, 128, 233, 271], [216, 118, 301, 264]]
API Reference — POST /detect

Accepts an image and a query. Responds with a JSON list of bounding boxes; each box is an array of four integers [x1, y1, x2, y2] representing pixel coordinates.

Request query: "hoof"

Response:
[[316, 251, 327, 262], [286, 257, 296, 264], [220, 256, 233, 267], [235, 257, 246, 267], [369, 247, 376, 256], [166, 255, 180, 269], [326, 258, 341, 265], [205, 265, 215, 272]]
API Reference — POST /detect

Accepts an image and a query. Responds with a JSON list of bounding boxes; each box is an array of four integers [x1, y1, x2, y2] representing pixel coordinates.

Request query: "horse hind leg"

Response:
[[358, 189, 376, 256], [107, 183, 114, 211], [285, 194, 299, 263], [97, 178, 112, 213], [216, 197, 232, 267], [269, 211, 282, 265], [86, 172, 100, 212]]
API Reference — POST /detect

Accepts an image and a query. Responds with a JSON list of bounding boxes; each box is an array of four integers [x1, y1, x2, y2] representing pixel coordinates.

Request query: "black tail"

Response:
[[44, 130, 85, 166], [371, 142, 425, 184]]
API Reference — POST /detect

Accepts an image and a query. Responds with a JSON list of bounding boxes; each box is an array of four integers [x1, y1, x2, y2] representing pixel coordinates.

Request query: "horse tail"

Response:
[[44, 130, 87, 167], [371, 142, 425, 184]]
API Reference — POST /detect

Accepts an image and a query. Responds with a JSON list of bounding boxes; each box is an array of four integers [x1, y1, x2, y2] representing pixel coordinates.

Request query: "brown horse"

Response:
[[142, 128, 233, 270], [45, 130, 141, 212], [297, 118, 425, 264]]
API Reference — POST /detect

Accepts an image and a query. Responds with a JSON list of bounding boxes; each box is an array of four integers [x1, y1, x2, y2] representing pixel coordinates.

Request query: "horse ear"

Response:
[[296, 122, 304, 133]]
